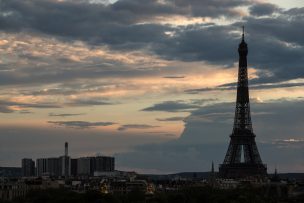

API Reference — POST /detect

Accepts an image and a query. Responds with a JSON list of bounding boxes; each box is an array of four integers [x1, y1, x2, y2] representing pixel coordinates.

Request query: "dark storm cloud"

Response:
[[158, 20, 304, 83], [236, 10, 304, 85], [48, 121, 116, 129], [249, 3, 280, 16], [0, 0, 248, 36], [117, 99, 304, 172], [117, 124, 159, 131], [167, 0, 251, 18], [244, 15, 304, 46], [116, 142, 226, 173], [284, 7, 304, 16], [0, 62, 139, 86], [0, 56, 190, 87], [0, 0, 303, 87], [113, 0, 251, 19], [111, 0, 186, 17], [116, 141, 304, 173], [154, 25, 237, 64], [0, 0, 171, 51], [0, 0, 250, 53], [179, 99, 304, 143]]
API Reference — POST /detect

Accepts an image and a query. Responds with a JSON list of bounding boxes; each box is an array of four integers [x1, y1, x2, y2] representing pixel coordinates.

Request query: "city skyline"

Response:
[[0, 0, 303, 174]]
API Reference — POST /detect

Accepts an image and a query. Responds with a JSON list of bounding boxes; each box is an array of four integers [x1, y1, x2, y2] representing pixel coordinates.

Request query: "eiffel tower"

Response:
[[219, 27, 267, 178]]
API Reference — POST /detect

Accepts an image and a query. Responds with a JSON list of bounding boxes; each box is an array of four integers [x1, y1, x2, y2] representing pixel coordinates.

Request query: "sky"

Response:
[[0, 0, 303, 174]]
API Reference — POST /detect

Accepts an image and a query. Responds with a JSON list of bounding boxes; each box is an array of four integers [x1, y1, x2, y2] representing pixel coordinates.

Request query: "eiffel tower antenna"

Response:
[[242, 26, 245, 41]]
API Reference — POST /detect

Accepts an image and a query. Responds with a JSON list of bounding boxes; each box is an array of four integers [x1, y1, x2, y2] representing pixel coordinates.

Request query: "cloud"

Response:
[[0, 0, 177, 50], [186, 81, 304, 93], [0, 0, 249, 38], [156, 117, 185, 122], [271, 139, 304, 149], [167, 0, 251, 18], [0, 100, 61, 113], [246, 82, 304, 90], [163, 76, 185, 79], [48, 113, 86, 117], [116, 142, 226, 173], [249, 3, 280, 16], [0, 106, 14, 113], [26, 88, 79, 96], [0, 0, 304, 174], [48, 121, 116, 129], [142, 101, 200, 112], [117, 124, 159, 131], [67, 98, 115, 106], [0, 97, 115, 114], [0, 0, 303, 87], [19, 110, 33, 114], [116, 141, 304, 173], [144, 131, 176, 137], [142, 99, 216, 112], [117, 99, 304, 173], [178, 99, 304, 144], [0, 125, 170, 167]]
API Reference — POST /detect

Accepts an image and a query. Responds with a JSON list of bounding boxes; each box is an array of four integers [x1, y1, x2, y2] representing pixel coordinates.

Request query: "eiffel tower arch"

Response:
[[219, 27, 267, 178]]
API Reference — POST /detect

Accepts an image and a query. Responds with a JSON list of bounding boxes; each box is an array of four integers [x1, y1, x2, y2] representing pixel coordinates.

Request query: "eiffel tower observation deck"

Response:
[[219, 27, 267, 179]]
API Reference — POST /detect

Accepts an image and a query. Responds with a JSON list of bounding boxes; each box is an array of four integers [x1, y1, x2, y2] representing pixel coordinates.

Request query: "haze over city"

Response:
[[0, 0, 303, 174]]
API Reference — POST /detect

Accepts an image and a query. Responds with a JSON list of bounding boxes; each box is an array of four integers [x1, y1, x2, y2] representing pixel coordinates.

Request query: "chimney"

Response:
[[65, 142, 68, 157]]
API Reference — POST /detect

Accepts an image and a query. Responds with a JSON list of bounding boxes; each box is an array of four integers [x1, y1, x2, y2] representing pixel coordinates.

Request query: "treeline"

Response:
[[2, 186, 304, 203]]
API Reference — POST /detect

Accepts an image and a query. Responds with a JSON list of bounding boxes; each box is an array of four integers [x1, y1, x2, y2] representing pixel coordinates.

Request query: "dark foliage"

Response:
[[2, 185, 304, 203]]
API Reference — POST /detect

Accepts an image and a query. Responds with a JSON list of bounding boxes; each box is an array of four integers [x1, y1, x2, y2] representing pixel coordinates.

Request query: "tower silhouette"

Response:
[[64, 142, 69, 180], [219, 27, 267, 178]]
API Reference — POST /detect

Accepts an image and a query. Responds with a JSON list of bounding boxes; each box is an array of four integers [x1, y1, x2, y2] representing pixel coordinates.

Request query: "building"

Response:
[[36, 158, 61, 177], [0, 179, 28, 201], [27, 142, 114, 177], [36, 158, 47, 177], [36, 157, 71, 177], [0, 167, 22, 178], [63, 142, 70, 178], [36, 142, 71, 177], [110, 180, 148, 194], [21, 158, 35, 177], [76, 156, 115, 176], [47, 157, 62, 177], [77, 157, 91, 176], [71, 158, 78, 177], [208, 162, 218, 188], [93, 156, 115, 173], [219, 27, 267, 178]]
